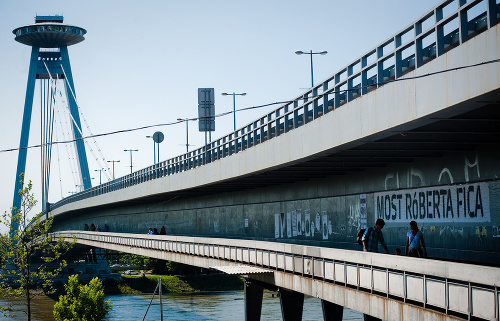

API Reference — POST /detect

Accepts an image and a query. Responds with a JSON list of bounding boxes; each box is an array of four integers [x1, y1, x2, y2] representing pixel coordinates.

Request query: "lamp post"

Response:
[[295, 50, 328, 88], [94, 169, 104, 185], [177, 118, 190, 153], [146, 135, 156, 163], [221, 92, 246, 131], [124, 149, 139, 174], [107, 160, 120, 180]]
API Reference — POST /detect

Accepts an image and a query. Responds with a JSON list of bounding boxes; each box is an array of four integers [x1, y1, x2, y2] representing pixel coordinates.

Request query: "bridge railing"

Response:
[[57, 231, 500, 321], [51, 0, 500, 211]]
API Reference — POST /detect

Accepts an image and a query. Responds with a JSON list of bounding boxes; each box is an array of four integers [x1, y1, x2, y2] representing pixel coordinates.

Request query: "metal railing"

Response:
[[51, 0, 500, 211], [57, 231, 500, 320]]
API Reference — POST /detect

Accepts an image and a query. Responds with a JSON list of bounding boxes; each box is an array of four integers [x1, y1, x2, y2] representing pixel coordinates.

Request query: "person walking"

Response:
[[405, 220, 427, 258], [159, 226, 166, 235], [90, 223, 96, 231], [362, 218, 389, 253]]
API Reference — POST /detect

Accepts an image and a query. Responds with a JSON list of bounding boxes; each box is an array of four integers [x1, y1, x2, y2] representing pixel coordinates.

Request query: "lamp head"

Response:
[[241, 93, 247, 96], [295, 50, 304, 55], [221, 93, 228, 96], [319, 50, 328, 55]]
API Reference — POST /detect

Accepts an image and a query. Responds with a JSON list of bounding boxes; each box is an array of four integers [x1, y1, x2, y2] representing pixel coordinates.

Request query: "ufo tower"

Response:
[[12, 15, 91, 227]]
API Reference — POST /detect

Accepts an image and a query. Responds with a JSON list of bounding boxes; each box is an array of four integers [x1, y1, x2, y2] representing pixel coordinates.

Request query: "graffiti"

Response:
[[465, 155, 480, 182], [439, 225, 464, 237], [374, 182, 490, 223], [275, 210, 332, 239], [438, 168, 454, 184], [359, 194, 367, 229], [493, 226, 500, 237], [305, 211, 310, 237], [385, 172, 399, 190], [409, 168, 424, 188], [475, 226, 487, 238]]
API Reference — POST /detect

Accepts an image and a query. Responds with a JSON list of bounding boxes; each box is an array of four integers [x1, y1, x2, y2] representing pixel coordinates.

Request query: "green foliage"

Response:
[[0, 175, 74, 320], [53, 274, 113, 321]]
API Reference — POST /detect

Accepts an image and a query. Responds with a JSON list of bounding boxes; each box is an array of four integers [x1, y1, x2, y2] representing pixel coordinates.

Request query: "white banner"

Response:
[[374, 182, 490, 223]]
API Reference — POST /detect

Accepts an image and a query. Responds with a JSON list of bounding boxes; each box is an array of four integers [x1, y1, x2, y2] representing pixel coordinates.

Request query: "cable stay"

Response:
[[60, 64, 112, 183]]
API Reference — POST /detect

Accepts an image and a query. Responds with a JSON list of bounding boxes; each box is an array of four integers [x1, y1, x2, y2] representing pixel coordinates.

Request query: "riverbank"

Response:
[[104, 273, 244, 295]]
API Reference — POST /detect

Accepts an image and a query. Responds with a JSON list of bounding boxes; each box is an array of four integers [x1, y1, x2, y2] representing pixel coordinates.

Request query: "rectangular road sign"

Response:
[[198, 88, 215, 132]]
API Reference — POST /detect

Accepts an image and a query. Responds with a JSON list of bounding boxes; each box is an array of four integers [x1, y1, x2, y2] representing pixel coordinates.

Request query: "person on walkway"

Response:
[[84, 223, 89, 231], [96, 225, 101, 232], [362, 218, 389, 253], [152, 228, 159, 235], [103, 224, 109, 232], [90, 223, 96, 231], [159, 226, 166, 235], [405, 220, 427, 258], [147, 227, 153, 235]]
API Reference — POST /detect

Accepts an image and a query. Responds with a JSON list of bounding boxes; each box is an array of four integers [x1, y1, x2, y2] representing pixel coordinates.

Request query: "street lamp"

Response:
[[94, 169, 105, 185], [221, 92, 246, 131], [146, 135, 156, 163], [107, 160, 120, 180], [295, 50, 328, 88], [177, 118, 190, 153], [124, 149, 139, 174]]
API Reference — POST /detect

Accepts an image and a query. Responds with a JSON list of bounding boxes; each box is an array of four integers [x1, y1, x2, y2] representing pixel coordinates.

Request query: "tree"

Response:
[[53, 274, 113, 321], [0, 175, 74, 320]]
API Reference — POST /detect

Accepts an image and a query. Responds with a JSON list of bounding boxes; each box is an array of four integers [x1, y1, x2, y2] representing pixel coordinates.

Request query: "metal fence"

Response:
[[51, 0, 500, 211], [57, 231, 499, 320]]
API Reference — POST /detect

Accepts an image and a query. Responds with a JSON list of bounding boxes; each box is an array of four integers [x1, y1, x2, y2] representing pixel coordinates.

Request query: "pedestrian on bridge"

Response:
[[90, 223, 96, 231], [362, 219, 389, 254], [405, 220, 427, 258], [84, 223, 89, 231]]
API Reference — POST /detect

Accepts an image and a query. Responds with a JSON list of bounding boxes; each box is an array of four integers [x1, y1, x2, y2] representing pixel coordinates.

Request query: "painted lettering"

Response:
[[374, 183, 490, 223]]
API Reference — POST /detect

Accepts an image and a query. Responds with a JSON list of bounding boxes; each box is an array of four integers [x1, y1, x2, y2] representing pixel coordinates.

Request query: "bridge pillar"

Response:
[[321, 300, 343, 320], [244, 280, 264, 321], [279, 288, 304, 321]]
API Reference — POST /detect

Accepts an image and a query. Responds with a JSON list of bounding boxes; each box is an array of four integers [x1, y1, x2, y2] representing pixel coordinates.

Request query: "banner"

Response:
[[374, 182, 490, 223]]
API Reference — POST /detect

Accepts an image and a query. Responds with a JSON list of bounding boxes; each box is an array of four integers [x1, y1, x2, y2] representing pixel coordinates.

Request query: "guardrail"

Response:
[[51, 0, 500, 211], [58, 231, 499, 320]]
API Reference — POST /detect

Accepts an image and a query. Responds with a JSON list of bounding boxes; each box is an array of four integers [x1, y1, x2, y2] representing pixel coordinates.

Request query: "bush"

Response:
[[53, 275, 113, 321]]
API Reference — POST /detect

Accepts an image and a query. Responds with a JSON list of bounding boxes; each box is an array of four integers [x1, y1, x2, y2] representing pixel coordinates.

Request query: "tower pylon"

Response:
[[11, 15, 91, 231]]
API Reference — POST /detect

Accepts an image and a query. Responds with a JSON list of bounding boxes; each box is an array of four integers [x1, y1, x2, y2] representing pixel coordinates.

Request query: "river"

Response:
[[0, 291, 363, 320]]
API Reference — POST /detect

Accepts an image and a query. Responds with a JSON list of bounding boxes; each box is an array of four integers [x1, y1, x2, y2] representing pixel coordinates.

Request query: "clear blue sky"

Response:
[[0, 0, 440, 222]]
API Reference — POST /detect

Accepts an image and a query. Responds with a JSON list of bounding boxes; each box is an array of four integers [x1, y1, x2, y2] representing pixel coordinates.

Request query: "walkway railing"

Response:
[[51, 0, 500, 211], [57, 231, 500, 321]]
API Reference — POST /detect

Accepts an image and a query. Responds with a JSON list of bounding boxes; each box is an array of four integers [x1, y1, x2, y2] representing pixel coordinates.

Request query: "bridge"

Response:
[[40, 0, 500, 320]]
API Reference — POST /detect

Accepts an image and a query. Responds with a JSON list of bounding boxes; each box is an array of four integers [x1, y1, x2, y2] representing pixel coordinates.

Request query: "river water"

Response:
[[0, 291, 363, 320]]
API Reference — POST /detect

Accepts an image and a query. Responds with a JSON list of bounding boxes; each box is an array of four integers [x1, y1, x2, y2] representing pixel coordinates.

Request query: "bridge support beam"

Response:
[[279, 288, 304, 321], [322, 300, 343, 320], [244, 280, 264, 321]]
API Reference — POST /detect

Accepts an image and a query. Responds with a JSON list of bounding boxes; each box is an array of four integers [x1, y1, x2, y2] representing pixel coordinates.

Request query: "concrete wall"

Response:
[[53, 147, 500, 265]]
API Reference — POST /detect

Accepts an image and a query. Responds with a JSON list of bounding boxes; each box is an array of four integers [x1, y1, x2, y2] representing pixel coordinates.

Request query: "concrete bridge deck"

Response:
[[57, 231, 500, 321]]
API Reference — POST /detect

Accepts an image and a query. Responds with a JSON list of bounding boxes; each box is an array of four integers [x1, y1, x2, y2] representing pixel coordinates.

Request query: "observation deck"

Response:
[[12, 15, 86, 48]]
